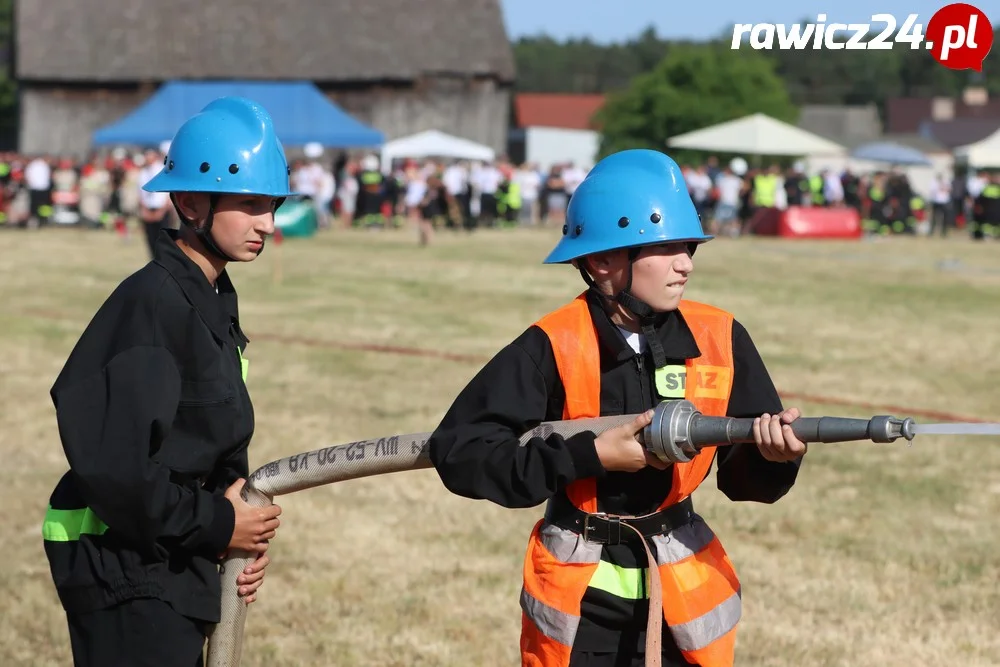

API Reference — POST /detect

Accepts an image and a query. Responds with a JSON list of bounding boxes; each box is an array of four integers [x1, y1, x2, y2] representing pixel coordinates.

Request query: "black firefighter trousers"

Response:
[[570, 651, 693, 667], [67, 598, 207, 666]]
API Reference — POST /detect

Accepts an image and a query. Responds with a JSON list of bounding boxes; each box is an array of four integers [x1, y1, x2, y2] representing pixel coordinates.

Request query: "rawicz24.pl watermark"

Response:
[[731, 2, 994, 71]]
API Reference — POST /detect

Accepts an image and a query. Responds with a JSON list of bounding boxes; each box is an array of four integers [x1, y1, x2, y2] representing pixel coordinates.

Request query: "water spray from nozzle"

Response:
[[909, 422, 1000, 436]]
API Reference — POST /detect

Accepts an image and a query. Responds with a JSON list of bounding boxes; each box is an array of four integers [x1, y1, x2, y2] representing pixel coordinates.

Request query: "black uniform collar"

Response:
[[153, 228, 240, 342], [584, 289, 701, 363]]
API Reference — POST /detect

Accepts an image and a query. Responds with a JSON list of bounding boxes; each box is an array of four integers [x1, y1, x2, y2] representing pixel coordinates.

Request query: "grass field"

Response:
[[2, 224, 999, 666]]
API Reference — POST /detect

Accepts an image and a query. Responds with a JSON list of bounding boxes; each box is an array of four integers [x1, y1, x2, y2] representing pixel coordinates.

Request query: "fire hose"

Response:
[[205, 400, 1000, 667]]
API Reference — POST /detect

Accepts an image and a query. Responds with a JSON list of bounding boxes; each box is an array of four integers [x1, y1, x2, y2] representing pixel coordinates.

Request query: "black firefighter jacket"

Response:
[[43, 229, 254, 622]]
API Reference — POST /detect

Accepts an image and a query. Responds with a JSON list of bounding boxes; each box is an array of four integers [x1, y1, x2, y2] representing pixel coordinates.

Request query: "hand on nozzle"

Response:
[[594, 409, 668, 472], [753, 407, 808, 462], [224, 478, 282, 554]]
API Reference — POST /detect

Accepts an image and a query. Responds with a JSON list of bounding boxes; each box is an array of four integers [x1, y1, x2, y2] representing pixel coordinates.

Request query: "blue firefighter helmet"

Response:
[[543, 149, 711, 264], [143, 96, 298, 198]]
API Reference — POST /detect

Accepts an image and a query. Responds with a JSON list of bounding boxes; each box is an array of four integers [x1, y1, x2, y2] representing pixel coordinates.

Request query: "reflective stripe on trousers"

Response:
[[650, 520, 742, 652], [521, 517, 741, 654], [520, 522, 601, 648]]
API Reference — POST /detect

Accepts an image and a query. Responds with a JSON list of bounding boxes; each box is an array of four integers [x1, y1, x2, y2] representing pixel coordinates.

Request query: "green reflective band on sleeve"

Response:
[[587, 560, 649, 600], [42, 506, 109, 542], [237, 348, 249, 383], [655, 364, 687, 399]]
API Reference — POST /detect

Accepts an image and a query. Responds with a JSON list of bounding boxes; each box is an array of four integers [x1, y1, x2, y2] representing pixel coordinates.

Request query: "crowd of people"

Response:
[[292, 152, 1000, 244], [2, 147, 998, 246], [682, 157, 1000, 241], [290, 146, 591, 244]]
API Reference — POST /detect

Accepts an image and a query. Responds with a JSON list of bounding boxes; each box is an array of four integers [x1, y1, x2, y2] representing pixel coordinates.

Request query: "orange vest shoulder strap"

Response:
[[534, 292, 601, 512], [534, 292, 601, 421], [663, 300, 736, 505], [678, 300, 735, 340], [678, 301, 735, 384]]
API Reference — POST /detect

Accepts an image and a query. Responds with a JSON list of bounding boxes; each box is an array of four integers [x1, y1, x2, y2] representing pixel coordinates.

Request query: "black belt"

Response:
[[543, 493, 695, 545]]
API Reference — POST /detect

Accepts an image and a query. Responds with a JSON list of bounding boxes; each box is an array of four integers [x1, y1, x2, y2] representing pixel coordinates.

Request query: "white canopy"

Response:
[[666, 113, 845, 156], [380, 130, 495, 169], [954, 127, 1000, 168]]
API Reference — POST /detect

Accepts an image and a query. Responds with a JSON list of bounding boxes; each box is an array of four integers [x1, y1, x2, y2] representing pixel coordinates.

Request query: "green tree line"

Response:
[[513, 24, 1000, 108], [512, 23, 1000, 158]]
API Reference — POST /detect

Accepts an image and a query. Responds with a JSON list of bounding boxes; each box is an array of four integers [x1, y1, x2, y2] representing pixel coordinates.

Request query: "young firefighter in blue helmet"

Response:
[[429, 149, 808, 667], [42, 97, 296, 666]]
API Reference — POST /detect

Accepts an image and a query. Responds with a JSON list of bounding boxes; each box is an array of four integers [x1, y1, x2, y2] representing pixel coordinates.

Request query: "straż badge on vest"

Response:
[[655, 364, 732, 401], [655, 364, 687, 400]]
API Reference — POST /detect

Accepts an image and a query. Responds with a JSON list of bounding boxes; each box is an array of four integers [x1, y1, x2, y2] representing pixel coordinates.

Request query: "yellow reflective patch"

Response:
[[42, 506, 108, 542], [655, 365, 687, 399], [237, 348, 249, 383], [587, 560, 648, 600]]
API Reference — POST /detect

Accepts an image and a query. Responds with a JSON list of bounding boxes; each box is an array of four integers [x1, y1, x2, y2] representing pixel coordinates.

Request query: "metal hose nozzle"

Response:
[[644, 400, 916, 463]]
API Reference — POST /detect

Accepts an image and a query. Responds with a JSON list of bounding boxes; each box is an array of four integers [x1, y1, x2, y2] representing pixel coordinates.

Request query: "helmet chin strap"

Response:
[[578, 247, 668, 368], [171, 194, 242, 263]]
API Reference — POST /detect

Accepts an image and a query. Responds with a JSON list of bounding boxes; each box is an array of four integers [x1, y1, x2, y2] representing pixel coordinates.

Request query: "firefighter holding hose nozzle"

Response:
[[41, 97, 296, 666], [428, 149, 807, 667]]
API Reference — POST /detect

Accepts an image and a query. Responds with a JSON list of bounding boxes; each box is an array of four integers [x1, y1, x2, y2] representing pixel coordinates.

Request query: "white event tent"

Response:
[[666, 113, 845, 157], [380, 130, 495, 171], [954, 127, 1000, 168]]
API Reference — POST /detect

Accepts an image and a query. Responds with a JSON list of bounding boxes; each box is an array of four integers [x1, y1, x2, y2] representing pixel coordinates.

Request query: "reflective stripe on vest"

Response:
[[42, 505, 108, 542], [520, 292, 741, 667], [808, 176, 825, 206], [589, 561, 647, 599], [238, 347, 249, 382], [507, 182, 522, 209], [753, 174, 777, 206]]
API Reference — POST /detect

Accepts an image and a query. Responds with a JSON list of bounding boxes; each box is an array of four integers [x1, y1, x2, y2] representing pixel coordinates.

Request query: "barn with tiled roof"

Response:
[[15, 0, 516, 155]]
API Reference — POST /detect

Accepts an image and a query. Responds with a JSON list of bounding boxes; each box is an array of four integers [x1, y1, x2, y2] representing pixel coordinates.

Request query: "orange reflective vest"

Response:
[[520, 292, 741, 667]]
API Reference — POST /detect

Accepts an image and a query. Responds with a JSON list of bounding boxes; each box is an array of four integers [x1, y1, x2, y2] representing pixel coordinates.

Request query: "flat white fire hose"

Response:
[[207, 399, 943, 666], [206, 413, 639, 667]]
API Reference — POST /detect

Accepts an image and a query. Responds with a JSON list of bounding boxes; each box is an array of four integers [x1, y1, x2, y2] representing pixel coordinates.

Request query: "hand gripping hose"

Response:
[[206, 401, 915, 667], [206, 413, 641, 667]]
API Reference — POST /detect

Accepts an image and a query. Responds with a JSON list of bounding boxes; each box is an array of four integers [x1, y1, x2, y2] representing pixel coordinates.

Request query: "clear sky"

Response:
[[500, 0, 995, 43]]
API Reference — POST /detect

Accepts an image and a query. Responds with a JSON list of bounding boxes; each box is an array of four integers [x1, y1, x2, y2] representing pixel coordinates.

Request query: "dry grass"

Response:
[[2, 225, 999, 666]]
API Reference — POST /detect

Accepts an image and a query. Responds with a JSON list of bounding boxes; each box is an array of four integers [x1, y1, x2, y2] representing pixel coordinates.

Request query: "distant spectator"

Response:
[[24, 155, 52, 227]]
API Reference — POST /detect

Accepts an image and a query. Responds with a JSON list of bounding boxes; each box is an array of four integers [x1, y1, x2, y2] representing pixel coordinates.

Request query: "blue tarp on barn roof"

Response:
[[92, 80, 384, 148]]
